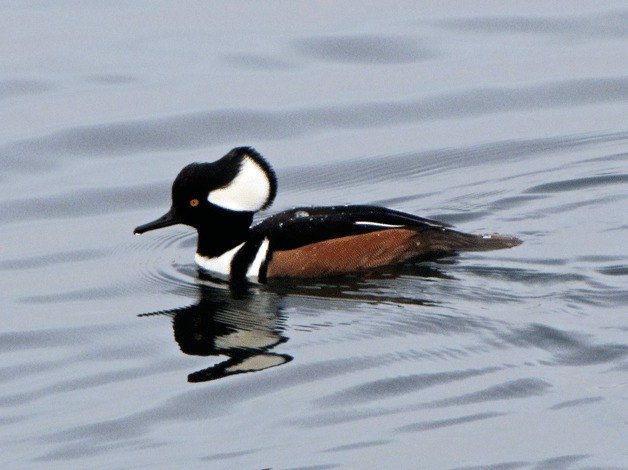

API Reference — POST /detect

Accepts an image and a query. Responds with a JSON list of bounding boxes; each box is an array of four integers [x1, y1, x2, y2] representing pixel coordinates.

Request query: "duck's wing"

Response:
[[250, 205, 520, 279], [252, 205, 451, 250]]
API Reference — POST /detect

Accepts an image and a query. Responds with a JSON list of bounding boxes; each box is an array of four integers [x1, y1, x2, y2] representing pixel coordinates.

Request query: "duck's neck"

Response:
[[196, 211, 254, 258]]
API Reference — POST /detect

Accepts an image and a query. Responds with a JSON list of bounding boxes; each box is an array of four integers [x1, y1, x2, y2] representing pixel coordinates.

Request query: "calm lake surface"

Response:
[[2, 2, 627, 469]]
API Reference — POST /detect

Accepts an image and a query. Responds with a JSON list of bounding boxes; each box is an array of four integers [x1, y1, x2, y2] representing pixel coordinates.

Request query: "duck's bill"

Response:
[[134, 208, 179, 235]]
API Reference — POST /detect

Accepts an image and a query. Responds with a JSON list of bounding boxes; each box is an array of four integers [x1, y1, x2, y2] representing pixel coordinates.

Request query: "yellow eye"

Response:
[[189, 198, 199, 207]]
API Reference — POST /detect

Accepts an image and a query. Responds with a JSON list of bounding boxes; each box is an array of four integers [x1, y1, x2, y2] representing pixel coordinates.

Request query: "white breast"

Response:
[[194, 238, 270, 281], [195, 243, 244, 280]]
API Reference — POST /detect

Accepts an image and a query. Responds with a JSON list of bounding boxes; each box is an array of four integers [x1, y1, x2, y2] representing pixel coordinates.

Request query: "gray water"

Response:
[[1, 2, 627, 469]]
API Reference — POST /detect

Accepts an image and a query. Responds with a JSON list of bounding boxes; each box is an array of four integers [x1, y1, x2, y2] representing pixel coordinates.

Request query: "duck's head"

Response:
[[134, 147, 277, 242]]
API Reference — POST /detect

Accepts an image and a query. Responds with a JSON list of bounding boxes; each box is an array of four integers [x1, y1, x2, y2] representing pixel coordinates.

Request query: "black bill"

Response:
[[134, 208, 179, 234]]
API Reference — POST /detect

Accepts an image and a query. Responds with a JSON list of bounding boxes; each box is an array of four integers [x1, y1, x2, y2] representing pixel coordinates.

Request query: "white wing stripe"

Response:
[[247, 238, 269, 279], [354, 221, 405, 228]]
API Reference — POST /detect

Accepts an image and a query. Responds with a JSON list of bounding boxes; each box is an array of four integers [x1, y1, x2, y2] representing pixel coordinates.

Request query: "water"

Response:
[[1, 2, 627, 468]]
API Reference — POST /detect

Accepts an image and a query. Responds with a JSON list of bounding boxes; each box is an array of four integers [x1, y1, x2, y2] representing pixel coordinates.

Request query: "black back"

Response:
[[250, 205, 451, 251]]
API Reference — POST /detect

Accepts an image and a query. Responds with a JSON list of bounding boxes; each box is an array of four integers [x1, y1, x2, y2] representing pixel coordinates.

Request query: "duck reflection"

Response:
[[140, 258, 451, 383], [140, 282, 292, 383]]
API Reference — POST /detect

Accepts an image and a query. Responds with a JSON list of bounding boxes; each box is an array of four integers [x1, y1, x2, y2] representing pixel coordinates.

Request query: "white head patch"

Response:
[[208, 156, 272, 212]]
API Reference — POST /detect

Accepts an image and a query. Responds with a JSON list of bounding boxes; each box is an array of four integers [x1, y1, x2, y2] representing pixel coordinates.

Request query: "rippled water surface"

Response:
[[2, 2, 627, 469]]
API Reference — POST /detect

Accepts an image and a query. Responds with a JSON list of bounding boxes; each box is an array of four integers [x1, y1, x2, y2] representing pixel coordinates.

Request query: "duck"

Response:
[[134, 147, 521, 283]]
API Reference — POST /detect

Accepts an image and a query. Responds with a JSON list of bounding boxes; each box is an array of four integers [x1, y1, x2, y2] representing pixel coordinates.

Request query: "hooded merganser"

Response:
[[134, 147, 522, 283]]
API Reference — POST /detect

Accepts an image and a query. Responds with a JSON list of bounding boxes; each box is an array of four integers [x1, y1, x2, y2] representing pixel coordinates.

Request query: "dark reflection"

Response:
[[139, 283, 292, 383], [139, 258, 452, 383]]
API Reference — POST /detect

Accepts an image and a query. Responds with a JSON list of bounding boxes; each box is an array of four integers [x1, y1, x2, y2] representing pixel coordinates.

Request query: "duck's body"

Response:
[[134, 147, 521, 283]]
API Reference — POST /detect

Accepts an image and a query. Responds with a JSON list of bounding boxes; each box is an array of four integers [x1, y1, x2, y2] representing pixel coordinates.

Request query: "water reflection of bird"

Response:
[[139, 283, 292, 383], [139, 257, 457, 383]]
